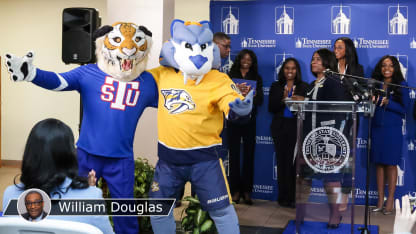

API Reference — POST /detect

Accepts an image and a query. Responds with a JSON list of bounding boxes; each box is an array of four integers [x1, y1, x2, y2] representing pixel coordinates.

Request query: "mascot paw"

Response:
[[229, 90, 254, 116], [4, 51, 36, 82]]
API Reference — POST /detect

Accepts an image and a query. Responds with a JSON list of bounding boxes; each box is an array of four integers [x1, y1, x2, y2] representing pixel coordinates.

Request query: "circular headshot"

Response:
[[17, 188, 51, 222]]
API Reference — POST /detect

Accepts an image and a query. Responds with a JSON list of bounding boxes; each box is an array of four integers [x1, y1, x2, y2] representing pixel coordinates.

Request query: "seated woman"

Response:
[[2, 118, 114, 234]]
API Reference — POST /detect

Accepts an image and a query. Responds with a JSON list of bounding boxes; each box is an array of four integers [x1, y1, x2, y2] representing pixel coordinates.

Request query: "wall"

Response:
[[0, 0, 107, 161], [174, 0, 210, 22], [107, 0, 175, 166]]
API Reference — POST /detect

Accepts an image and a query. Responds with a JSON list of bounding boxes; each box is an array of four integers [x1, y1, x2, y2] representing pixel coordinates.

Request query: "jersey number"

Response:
[[100, 77, 140, 110]]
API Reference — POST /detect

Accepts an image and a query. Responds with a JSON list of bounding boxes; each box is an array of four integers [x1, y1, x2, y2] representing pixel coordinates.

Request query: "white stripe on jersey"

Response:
[[53, 73, 69, 91]]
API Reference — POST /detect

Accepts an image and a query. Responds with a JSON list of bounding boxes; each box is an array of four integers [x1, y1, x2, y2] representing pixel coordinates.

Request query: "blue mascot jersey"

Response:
[[33, 64, 158, 158]]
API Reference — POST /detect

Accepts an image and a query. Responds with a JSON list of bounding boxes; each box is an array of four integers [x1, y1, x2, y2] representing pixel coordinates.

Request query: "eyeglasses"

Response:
[[25, 200, 43, 207], [218, 43, 231, 49]]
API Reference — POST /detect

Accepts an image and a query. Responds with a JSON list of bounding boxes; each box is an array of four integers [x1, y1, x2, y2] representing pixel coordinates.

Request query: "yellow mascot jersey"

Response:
[[149, 66, 243, 164]]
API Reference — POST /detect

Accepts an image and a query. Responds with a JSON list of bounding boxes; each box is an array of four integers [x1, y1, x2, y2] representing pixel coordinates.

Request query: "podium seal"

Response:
[[302, 126, 350, 173]]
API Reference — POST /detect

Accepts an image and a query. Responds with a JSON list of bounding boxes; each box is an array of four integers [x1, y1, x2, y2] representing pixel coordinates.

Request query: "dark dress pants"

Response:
[[273, 117, 297, 204], [227, 119, 256, 195]]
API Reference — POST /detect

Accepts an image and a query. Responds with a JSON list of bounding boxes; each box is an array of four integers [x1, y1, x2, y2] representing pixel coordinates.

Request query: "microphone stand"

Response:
[[325, 69, 416, 233], [360, 81, 374, 234], [324, 70, 372, 233], [326, 70, 375, 233]]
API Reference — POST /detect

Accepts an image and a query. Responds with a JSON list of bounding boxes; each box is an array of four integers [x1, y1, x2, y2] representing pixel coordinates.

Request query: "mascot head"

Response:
[[94, 22, 152, 82], [160, 20, 221, 85]]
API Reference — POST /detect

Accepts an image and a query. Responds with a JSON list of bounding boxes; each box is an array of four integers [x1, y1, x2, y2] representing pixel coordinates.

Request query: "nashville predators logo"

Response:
[[161, 89, 195, 114]]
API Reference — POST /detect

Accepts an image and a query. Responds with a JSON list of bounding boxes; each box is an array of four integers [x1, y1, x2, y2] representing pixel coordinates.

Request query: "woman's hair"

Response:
[[371, 55, 404, 104], [310, 48, 338, 77], [334, 37, 360, 69], [17, 118, 89, 196], [277, 57, 303, 85], [229, 49, 258, 77]]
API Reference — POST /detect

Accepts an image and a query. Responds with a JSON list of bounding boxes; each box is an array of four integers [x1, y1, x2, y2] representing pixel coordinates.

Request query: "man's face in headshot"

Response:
[[215, 39, 231, 59], [25, 192, 44, 219]]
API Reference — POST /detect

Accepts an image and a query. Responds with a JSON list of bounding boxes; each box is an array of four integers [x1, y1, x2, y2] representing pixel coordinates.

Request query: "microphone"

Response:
[[352, 80, 370, 99], [326, 68, 370, 100], [325, 68, 369, 101], [341, 74, 362, 102]]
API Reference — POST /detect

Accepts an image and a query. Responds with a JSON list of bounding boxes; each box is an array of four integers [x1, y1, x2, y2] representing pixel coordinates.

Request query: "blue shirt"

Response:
[[283, 87, 294, 118], [33, 64, 158, 158]]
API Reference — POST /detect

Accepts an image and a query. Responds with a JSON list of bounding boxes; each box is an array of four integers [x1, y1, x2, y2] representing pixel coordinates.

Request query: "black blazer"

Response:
[[22, 211, 48, 221], [303, 75, 352, 136], [346, 64, 364, 78], [268, 80, 309, 138], [342, 64, 365, 100]]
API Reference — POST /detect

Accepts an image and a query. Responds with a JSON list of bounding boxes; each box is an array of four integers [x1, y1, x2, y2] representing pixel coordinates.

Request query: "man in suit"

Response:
[[21, 191, 48, 222]]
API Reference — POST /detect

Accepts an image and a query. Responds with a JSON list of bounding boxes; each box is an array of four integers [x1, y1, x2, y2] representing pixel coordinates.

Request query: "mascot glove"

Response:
[[229, 90, 254, 117], [393, 195, 416, 234], [5, 51, 37, 82]]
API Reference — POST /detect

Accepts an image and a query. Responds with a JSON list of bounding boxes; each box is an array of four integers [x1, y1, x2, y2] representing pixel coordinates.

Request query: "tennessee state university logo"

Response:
[[302, 126, 349, 173], [161, 89, 195, 114]]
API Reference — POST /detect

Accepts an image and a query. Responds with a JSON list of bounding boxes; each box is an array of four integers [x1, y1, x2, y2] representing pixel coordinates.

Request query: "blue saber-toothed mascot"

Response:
[[148, 19, 253, 234], [5, 22, 158, 234]]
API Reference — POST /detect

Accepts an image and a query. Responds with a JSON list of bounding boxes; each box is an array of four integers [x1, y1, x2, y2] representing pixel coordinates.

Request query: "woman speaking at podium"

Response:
[[296, 48, 351, 229]]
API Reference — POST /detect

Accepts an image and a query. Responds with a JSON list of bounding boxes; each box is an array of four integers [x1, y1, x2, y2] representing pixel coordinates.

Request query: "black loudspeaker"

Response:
[[62, 8, 100, 64]]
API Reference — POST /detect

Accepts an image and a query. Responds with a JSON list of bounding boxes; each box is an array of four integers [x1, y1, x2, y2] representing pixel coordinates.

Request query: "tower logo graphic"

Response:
[[222, 6, 239, 35], [295, 38, 302, 48], [410, 38, 416, 49], [388, 4, 408, 35], [409, 90, 416, 100], [275, 52, 294, 81], [273, 152, 277, 181], [241, 38, 248, 48], [402, 118, 407, 136], [275, 5, 294, 35], [393, 53, 408, 80], [408, 140, 415, 151], [331, 4, 351, 34], [397, 158, 405, 186], [353, 38, 359, 48]]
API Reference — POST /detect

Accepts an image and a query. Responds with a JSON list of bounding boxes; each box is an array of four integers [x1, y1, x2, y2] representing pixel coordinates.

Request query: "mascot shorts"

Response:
[[150, 158, 232, 211], [77, 148, 138, 234]]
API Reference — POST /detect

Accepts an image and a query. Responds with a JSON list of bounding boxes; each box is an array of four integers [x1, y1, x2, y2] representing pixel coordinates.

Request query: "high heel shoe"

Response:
[[232, 192, 240, 204], [243, 192, 253, 205], [371, 207, 383, 212], [383, 199, 394, 215], [382, 208, 393, 215], [327, 216, 342, 229]]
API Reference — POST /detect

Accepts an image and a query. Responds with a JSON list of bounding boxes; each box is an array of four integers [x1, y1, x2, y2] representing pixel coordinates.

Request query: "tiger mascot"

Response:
[[5, 22, 157, 234], [148, 19, 253, 234]]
